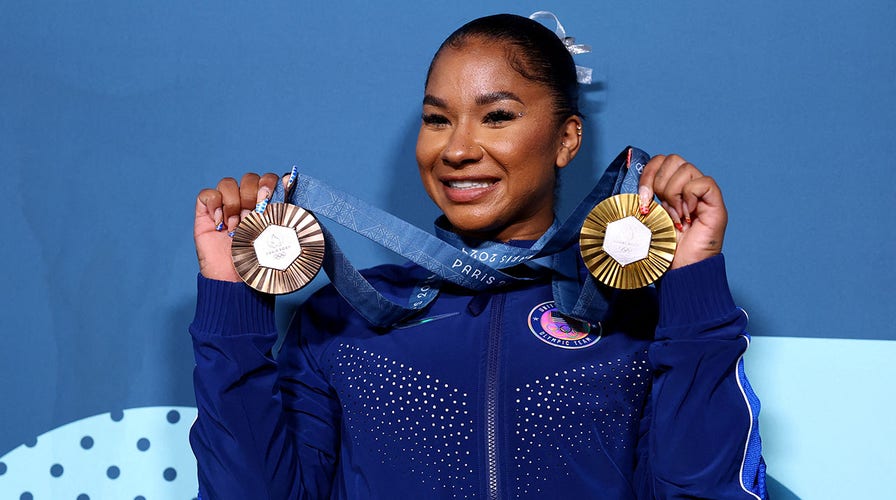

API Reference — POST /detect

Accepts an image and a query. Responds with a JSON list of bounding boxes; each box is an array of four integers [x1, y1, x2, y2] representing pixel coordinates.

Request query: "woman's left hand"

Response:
[[638, 154, 728, 269]]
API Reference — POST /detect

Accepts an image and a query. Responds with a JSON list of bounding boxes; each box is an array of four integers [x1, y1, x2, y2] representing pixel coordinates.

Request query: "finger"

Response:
[[662, 201, 684, 233], [653, 154, 688, 194], [638, 155, 666, 213], [258, 173, 279, 205], [239, 173, 260, 211], [682, 175, 726, 218], [197, 188, 224, 231], [227, 214, 240, 234], [649, 155, 690, 225], [283, 166, 299, 192], [662, 161, 702, 224], [216, 177, 241, 227]]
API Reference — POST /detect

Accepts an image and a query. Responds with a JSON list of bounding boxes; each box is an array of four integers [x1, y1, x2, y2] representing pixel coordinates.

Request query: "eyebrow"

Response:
[[422, 91, 524, 108], [423, 94, 447, 108], [475, 91, 523, 106]]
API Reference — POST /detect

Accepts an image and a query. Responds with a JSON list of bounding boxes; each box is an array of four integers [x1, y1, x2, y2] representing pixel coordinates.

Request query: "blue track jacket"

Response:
[[189, 254, 767, 499]]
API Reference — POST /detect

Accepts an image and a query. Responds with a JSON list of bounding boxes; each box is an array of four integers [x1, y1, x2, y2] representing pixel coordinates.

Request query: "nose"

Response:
[[441, 122, 483, 167]]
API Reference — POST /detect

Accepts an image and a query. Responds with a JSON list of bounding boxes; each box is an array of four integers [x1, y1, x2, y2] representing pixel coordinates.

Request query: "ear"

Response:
[[556, 116, 583, 169]]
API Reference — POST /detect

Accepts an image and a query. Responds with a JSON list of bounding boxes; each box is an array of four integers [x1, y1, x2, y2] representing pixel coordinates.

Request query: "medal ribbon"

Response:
[[269, 146, 650, 328]]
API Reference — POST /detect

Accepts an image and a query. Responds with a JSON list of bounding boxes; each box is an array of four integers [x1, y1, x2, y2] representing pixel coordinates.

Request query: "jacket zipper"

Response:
[[486, 293, 504, 500]]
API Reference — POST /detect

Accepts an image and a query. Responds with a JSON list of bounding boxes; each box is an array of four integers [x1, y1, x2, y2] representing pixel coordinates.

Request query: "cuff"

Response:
[[656, 254, 735, 329], [190, 274, 277, 336]]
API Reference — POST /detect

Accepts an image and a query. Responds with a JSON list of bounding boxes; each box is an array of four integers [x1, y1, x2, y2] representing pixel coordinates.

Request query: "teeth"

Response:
[[447, 180, 493, 189]]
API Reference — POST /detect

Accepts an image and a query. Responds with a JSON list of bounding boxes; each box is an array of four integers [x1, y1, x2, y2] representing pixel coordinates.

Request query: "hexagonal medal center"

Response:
[[253, 225, 302, 270], [603, 216, 652, 266]]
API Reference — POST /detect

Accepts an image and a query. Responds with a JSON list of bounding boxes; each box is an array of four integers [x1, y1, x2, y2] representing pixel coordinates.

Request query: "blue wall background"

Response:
[[1, 1, 893, 498]]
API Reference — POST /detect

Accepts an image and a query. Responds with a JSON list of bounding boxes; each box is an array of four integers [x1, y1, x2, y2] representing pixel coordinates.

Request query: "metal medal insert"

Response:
[[579, 193, 677, 289], [231, 203, 325, 294]]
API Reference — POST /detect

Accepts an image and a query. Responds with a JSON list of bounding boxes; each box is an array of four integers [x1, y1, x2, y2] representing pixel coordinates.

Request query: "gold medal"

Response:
[[231, 203, 325, 294], [579, 193, 677, 289]]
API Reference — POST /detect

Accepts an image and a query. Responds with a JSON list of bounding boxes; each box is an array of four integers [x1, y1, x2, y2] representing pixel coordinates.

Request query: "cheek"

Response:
[[500, 134, 558, 197], [414, 137, 438, 199], [524, 128, 559, 157], [414, 131, 428, 168], [493, 128, 557, 161], [415, 130, 443, 168]]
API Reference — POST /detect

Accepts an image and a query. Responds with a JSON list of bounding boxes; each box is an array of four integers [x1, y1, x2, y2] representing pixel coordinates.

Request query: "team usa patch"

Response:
[[528, 301, 601, 349]]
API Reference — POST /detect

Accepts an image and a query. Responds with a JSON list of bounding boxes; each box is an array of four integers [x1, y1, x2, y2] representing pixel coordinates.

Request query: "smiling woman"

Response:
[[417, 14, 583, 243], [188, 13, 768, 500], [416, 39, 582, 242]]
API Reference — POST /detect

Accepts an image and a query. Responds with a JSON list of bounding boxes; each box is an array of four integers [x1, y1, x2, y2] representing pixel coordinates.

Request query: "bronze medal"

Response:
[[231, 203, 325, 294], [579, 193, 677, 289]]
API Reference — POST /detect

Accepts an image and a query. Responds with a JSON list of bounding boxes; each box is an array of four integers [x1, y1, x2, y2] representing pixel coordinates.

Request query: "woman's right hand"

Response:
[[194, 173, 282, 281]]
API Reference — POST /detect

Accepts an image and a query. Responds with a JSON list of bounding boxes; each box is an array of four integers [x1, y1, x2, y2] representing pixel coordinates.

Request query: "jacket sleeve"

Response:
[[634, 255, 767, 500], [188, 275, 339, 500]]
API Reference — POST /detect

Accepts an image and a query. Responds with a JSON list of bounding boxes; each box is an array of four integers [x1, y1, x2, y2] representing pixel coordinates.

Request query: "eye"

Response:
[[483, 109, 518, 126], [422, 113, 450, 127]]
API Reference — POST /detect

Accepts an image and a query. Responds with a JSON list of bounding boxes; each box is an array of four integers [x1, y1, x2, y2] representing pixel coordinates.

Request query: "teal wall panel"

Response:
[[1, 1, 893, 498]]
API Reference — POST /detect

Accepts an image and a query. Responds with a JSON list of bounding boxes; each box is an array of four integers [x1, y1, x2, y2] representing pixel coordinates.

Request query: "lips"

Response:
[[446, 179, 494, 189], [441, 177, 499, 203]]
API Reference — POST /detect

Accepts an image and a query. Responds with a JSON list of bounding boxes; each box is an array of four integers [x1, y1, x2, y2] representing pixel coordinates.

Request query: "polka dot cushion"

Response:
[[0, 406, 197, 499]]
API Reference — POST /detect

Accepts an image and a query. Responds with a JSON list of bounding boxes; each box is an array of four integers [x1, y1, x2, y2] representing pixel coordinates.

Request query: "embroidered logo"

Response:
[[528, 301, 601, 349]]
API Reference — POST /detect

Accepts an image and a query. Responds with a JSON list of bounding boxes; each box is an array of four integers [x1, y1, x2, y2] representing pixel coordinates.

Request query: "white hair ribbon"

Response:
[[529, 10, 593, 84]]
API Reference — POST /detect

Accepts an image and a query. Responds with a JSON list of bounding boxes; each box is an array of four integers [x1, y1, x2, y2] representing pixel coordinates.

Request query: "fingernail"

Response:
[[684, 215, 692, 225], [214, 208, 224, 231], [674, 222, 684, 232], [285, 166, 298, 190], [255, 186, 272, 213], [638, 186, 651, 213], [227, 230, 235, 238], [682, 201, 691, 224], [257, 186, 272, 202]]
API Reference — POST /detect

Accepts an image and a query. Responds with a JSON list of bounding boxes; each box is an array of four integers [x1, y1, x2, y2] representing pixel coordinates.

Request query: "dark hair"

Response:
[[425, 13, 580, 121]]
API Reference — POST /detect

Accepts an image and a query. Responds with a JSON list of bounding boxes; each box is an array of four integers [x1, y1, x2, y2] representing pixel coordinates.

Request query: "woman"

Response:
[[190, 14, 767, 500]]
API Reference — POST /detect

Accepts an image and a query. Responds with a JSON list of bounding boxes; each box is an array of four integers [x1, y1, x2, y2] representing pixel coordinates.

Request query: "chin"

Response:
[[443, 216, 502, 240]]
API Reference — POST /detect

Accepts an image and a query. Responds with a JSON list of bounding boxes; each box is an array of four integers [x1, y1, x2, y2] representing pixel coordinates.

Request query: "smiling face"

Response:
[[416, 38, 582, 242]]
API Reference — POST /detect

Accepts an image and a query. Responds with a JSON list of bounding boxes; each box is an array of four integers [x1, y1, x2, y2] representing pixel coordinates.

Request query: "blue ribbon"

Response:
[[270, 146, 650, 328]]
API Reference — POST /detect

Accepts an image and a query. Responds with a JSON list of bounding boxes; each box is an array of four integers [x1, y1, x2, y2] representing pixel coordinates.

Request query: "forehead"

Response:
[[426, 40, 549, 102]]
